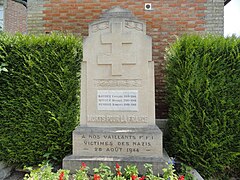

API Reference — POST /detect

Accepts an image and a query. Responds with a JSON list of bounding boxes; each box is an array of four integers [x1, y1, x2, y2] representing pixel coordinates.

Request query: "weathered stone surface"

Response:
[[80, 6, 154, 127], [73, 126, 162, 158], [100, 6, 135, 19], [63, 6, 169, 174], [0, 162, 13, 180], [0, 162, 7, 169]]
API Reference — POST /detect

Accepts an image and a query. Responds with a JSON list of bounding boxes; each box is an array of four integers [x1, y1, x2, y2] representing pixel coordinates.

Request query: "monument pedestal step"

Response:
[[72, 126, 163, 157], [63, 150, 170, 175], [63, 125, 170, 175]]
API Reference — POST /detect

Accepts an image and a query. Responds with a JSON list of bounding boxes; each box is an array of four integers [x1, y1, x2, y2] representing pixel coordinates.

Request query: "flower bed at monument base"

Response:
[[23, 161, 195, 180]]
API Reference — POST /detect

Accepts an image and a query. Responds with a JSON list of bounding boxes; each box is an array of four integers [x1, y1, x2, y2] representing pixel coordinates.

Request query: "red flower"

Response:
[[59, 171, 64, 180], [116, 163, 122, 176], [139, 176, 145, 180], [94, 174, 101, 180], [178, 175, 185, 180], [116, 163, 120, 169], [82, 162, 87, 167], [117, 170, 122, 176], [81, 162, 87, 170], [131, 175, 138, 180]]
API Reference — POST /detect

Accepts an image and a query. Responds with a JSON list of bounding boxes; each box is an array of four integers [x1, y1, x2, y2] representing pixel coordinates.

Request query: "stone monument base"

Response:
[[63, 125, 170, 174], [63, 151, 170, 175]]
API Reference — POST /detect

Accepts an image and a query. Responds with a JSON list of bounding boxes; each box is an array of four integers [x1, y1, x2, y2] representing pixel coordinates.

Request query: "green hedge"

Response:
[[0, 33, 82, 166], [165, 35, 240, 179]]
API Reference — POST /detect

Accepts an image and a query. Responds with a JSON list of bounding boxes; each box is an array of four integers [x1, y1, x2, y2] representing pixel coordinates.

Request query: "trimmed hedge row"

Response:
[[165, 35, 240, 179], [0, 33, 82, 166]]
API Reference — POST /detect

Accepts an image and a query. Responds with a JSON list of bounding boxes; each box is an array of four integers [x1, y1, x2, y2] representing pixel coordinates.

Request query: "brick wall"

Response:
[[205, 0, 224, 34], [27, 0, 45, 34], [27, 0, 224, 119], [4, 0, 27, 33]]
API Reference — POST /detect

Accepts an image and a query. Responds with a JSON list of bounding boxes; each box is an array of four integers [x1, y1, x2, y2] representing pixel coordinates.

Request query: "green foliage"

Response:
[[179, 163, 194, 180], [0, 33, 82, 166], [162, 163, 178, 180], [165, 34, 240, 179], [75, 163, 89, 180], [24, 163, 70, 180], [24, 162, 70, 180], [93, 163, 114, 180], [23, 162, 184, 180]]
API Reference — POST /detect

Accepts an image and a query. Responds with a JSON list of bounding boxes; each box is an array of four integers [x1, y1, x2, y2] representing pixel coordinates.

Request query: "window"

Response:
[[0, 5, 3, 31]]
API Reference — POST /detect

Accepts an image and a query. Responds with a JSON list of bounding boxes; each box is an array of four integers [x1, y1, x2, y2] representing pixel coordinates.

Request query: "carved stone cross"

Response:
[[98, 22, 136, 76]]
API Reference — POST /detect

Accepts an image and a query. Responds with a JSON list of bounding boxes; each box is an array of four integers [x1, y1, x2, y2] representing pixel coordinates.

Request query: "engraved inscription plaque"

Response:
[[94, 79, 142, 87], [75, 132, 158, 157], [97, 90, 138, 111], [73, 126, 163, 158]]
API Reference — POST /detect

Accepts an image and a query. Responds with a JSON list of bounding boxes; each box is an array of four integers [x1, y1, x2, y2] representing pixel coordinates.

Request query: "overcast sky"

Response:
[[224, 0, 240, 36]]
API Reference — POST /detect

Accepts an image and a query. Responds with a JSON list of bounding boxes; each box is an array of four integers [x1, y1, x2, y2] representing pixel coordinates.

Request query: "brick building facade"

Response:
[[2, 0, 27, 33], [27, 0, 224, 119]]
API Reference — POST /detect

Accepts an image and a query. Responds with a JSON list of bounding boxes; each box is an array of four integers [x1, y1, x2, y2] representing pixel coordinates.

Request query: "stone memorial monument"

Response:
[[63, 6, 169, 173]]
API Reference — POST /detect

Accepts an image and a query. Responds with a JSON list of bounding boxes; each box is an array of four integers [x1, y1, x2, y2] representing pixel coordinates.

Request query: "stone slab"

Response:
[[190, 169, 204, 180], [80, 6, 154, 127], [0, 161, 7, 169], [63, 150, 170, 175], [156, 119, 168, 135], [63, 7, 168, 175], [0, 161, 14, 180], [72, 125, 163, 158]]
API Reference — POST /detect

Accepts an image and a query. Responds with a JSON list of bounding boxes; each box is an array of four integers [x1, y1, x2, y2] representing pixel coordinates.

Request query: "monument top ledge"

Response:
[[100, 6, 136, 19], [88, 6, 147, 38]]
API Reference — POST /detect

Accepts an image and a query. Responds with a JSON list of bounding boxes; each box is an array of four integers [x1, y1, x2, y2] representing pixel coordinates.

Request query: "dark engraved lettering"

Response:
[[127, 148, 139, 153], [81, 133, 155, 154], [132, 142, 151, 146], [94, 79, 142, 87], [103, 135, 136, 140], [106, 147, 123, 152], [87, 115, 148, 123], [89, 135, 100, 139], [84, 141, 113, 146], [118, 142, 130, 146]]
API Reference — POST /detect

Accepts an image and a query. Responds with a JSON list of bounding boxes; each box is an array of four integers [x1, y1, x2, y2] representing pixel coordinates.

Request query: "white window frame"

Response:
[[0, 1, 4, 31]]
